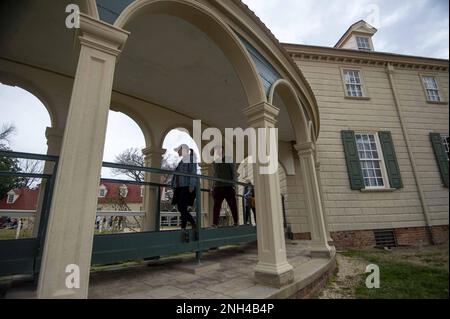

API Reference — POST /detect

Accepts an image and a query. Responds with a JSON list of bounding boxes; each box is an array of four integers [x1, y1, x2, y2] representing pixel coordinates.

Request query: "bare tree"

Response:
[[19, 159, 44, 188], [112, 148, 145, 182], [0, 123, 16, 150]]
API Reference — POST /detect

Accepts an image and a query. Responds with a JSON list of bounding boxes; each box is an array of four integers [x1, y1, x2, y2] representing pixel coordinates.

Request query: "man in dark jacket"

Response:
[[211, 147, 238, 227], [171, 144, 197, 237]]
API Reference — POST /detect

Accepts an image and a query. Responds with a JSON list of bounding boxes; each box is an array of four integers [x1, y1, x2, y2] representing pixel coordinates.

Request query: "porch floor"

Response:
[[2, 240, 335, 299]]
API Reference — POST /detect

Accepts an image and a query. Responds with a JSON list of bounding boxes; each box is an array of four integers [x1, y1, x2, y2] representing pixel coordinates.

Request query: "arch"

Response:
[[114, 0, 266, 107], [158, 124, 195, 151], [80, 0, 99, 19], [0, 71, 56, 129], [109, 103, 155, 149], [269, 79, 311, 144]]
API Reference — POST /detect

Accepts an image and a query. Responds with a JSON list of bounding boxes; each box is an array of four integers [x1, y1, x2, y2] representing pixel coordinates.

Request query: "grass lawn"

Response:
[[0, 228, 33, 240], [320, 244, 449, 299]]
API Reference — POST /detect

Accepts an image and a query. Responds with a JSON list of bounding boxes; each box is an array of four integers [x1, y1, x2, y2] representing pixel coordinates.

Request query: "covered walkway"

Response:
[[2, 241, 335, 299]]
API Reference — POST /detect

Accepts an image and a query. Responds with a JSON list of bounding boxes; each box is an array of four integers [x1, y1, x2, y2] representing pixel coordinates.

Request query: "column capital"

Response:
[[45, 127, 64, 140], [294, 142, 315, 156], [243, 102, 280, 128], [78, 13, 129, 57], [142, 147, 166, 158]]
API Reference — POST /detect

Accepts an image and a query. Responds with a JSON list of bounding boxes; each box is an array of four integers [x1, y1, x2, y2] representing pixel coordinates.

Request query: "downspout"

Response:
[[385, 63, 435, 244]]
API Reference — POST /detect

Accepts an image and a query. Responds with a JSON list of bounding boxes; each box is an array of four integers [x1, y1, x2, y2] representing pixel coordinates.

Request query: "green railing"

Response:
[[0, 151, 59, 276], [0, 151, 257, 276]]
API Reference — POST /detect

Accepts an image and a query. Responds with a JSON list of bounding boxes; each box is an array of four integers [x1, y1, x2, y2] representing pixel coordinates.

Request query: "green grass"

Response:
[[0, 228, 33, 240], [344, 248, 449, 299]]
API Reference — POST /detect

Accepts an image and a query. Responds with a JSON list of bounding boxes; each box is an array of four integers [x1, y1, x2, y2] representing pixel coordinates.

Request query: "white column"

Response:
[[37, 14, 129, 299], [244, 102, 294, 288], [33, 127, 64, 237], [142, 147, 165, 232], [295, 142, 332, 257]]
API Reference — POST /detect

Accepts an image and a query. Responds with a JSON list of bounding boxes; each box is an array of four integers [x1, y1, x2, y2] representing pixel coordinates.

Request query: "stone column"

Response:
[[142, 147, 165, 232], [37, 14, 129, 299], [32, 127, 64, 237], [295, 142, 332, 257], [243, 102, 294, 288]]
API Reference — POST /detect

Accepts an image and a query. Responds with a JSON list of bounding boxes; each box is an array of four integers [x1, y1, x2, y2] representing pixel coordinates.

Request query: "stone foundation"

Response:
[[292, 225, 449, 249]]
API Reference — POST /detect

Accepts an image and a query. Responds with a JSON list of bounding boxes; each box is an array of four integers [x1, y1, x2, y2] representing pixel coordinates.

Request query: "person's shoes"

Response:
[[233, 223, 239, 227], [211, 225, 218, 229]]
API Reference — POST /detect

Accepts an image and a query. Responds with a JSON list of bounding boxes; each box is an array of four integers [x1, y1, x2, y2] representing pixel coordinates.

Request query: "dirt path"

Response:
[[319, 253, 367, 299]]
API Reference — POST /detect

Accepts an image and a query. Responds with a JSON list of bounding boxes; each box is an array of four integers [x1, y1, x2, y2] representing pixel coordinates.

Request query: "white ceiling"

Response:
[[0, 3, 295, 141]]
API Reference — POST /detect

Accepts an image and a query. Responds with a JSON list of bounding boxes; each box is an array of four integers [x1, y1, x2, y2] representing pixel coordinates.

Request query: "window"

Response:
[[356, 36, 371, 51], [140, 186, 144, 198], [119, 185, 128, 198], [355, 133, 388, 189], [343, 69, 364, 97], [6, 194, 15, 204], [98, 185, 107, 198], [422, 76, 441, 102], [441, 134, 449, 161]]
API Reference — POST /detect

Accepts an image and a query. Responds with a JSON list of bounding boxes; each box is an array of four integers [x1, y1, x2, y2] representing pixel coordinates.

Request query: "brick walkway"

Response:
[[88, 241, 316, 299]]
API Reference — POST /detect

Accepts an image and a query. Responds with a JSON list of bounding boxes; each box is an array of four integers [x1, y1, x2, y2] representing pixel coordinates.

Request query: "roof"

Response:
[[98, 182, 143, 204], [0, 188, 40, 211], [334, 20, 378, 48]]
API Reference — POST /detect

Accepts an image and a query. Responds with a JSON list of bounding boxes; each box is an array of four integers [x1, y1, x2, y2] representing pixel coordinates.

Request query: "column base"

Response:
[[254, 262, 294, 288], [310, 242, 335, 259]]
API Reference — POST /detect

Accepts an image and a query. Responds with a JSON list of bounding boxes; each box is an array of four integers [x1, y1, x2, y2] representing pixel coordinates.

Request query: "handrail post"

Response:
[[195, 177, 202, 264], [155, 186, 161, 232]]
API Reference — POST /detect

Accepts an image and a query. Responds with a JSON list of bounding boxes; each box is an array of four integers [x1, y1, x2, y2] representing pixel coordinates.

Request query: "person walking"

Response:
[[243, 180, 256, 225], [211, 146, 239, 227], [171, 144, 198, 241]]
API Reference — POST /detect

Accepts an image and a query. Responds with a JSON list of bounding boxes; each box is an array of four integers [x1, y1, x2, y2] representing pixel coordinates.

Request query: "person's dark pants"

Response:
[[175, 187, 196, 229], [244, 202, 256, 225], [213, 187, 238, 226]]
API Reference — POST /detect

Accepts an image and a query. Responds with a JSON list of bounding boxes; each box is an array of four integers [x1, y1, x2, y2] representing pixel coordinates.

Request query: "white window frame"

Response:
[[355, 132, 390, 190], [341, 68, 368, 98], [140, 186, 144, 198], [356, 36, 372, 51], [441, 134, 449, 162], [6, 194, 15, 204], [119, 185, 128, 198], [98, 185, 107, 198], [421, 75, 442, 103]]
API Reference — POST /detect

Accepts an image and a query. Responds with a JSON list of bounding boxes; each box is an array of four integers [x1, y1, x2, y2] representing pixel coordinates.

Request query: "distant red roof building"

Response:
[[0, 188, 40, 210], [97, 182, 143, 204], [0, 182, 143, 211]]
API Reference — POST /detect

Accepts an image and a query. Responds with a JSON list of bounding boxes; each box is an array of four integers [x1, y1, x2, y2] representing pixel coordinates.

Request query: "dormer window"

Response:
[[119, 185, 128, 198], [98, 185, 108, 198], [356, 36, 371, 51], [6, 193, 15, 204]]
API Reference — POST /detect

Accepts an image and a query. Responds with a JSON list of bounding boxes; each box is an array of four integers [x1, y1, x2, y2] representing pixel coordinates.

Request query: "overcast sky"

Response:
[[243, 0, 449, 59], [0, 0, 448, 179]]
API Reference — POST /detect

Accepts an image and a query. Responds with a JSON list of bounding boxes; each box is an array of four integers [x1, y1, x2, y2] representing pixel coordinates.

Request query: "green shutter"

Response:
[[341, 131, 365, 190], [430, 133, 449, 188], [379, 131, 403, 189]]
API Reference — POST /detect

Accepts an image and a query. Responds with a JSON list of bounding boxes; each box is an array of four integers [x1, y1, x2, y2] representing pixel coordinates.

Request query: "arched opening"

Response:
[[0, 83, 52, 240], [114, 0, 266, 109], [158, 127, 201, 230], [96, 110, 147, 234], [269, 79, 314, 239]]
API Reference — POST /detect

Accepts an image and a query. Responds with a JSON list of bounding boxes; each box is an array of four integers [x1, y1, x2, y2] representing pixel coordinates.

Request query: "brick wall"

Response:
[[292, 225, 448, 248]]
